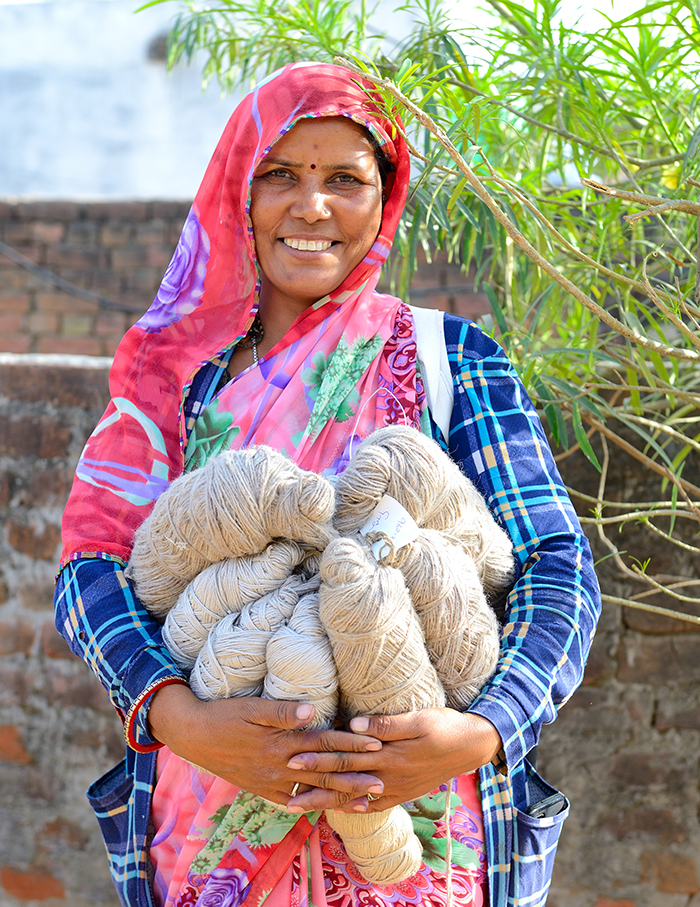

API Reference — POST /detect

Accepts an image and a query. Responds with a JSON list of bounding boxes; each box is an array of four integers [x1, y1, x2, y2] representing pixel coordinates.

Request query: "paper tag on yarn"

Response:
[[360, 495, 420, 561]]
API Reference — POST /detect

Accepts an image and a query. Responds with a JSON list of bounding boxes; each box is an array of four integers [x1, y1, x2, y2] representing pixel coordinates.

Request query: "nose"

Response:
[[289, 181, 331, 223]]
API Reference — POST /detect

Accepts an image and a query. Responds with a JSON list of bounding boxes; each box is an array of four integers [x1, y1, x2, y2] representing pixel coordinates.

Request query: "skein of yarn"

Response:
[[391, 529, 501, 710], [263, 584, 338, 730], [126, 447, 337, 617], [190, 575, 303, 700], [333, 426, 515, 603], [319, 535, 444, 885], [163, 541, 305, 670]]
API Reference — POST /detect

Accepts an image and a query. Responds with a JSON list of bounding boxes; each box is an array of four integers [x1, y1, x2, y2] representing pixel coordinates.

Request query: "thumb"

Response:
[[245, 698, 316, 730]]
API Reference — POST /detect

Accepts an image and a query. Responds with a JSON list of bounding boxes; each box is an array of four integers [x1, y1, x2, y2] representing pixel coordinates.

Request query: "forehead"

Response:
[[262, 116, 377, 164]]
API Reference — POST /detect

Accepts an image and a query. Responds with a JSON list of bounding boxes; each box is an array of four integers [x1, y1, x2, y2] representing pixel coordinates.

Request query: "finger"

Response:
[[243, 699, 317, 730], [286, 773, 384, 812], [292, 728, 382, 754], [349, 713, 424, 741], [287, 751, 379, 773]]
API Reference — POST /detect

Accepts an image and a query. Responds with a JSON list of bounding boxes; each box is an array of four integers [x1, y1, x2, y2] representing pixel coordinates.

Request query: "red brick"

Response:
[[610, 752, 681, 790], [152, 201, 191, 219], [62, 313, 93, 336], [36, 291, 98, 314], [0, 621, 35, 656], [0, 361, 110, 407], [7, 520, 61, 560], [0, 312, 24, 333], [103, 335, 125, 356], [44, 667, 113, 712], [0, 668, 30, 706], [37, 336, 101, 356], [41, 623, 73, 660], [593, 901, 637, 907], [600, 806, 687, 844], [100, 221, 132, 247], [0, 334, 32, 353], [623, 600, 700, 634], [19, 580, 55, 612], [0, 575, 8, 605], [0, 865, 65, 900], [618, 634, 700, 683], [126, 266, 161, 291], [37, 817, 89, 854], [0, 471, 9, 507], [111, 246, 149, 269], [2, 222, 33, 243], [30, 222, 65, 244], [581, 632, 612, 685], [26, 467, 74, 506], [0, 725, 32, 764], [93, 311, 128, 336], [135, 221, 166, 244], [65, 221, 97, 243], [89, 201, 147, 221], [16, 201, 79, 221], [45, 244, 106, 269], [0, 415, 71, 458], [0, 293, 31, 312], [641, 851, 700, 893], [146, 246, 173, 268], [656, 701, 700, 731], [27, 312, 60, 334]]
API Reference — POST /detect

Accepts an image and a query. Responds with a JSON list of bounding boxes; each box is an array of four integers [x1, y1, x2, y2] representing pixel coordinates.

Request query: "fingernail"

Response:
[[287, 759, 304, 770], [352, 803, 367, 812], [287, 805, 303, 813], [365, 741, 381, 751], [296, 704, 313, 720], [368, 784, 383, 794], [350, 716, 369, 732]]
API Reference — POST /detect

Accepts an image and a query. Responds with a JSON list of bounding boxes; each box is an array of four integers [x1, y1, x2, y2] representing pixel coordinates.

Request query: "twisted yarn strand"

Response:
[[319, 535, 444, 885], [264, 584, 338, 730], [162, 541, 304, 670], [333, 426, 515, 602], [190, 575, 302, 700], [126, 447, 336, 617]]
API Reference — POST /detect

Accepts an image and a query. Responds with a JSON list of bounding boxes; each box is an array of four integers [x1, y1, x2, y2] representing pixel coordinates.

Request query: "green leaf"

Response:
[[571, 401, 601, 471]]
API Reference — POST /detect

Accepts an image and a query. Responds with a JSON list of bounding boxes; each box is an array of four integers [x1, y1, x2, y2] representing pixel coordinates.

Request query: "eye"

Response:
[[256, 167, 295, 182], [329, 172, 361, 186]]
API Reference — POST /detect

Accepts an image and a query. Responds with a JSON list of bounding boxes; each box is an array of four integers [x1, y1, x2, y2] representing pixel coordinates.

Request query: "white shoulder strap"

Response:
[[409, 305, 453, 441]]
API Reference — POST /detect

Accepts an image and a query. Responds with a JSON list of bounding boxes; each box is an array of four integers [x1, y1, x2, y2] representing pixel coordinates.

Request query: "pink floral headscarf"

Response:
[[59, 62, 415, 568]]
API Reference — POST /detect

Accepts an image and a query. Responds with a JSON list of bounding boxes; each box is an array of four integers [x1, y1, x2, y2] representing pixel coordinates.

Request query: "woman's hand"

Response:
[[283, 708, 503, 813], [147, 684, 385, 807]]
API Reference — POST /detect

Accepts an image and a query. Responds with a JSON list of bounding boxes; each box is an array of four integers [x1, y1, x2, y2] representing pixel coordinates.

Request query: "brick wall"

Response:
[[0, 200, 488, 358], [2, 357, 698, 907]]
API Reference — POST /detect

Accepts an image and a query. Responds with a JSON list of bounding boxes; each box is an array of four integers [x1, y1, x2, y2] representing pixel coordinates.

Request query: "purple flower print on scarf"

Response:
[[137, 209, 211, 333], [198, 868, 249, 907]]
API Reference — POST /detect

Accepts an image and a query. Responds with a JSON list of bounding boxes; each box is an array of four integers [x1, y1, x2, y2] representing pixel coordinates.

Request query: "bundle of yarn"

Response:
[[126, 446, 336, 617], [316, 425, 513, 885], [127, 431, 514, 887]]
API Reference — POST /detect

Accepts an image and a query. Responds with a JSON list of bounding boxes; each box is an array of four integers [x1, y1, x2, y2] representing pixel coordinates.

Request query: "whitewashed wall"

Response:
[[0, 0, 236, 199]]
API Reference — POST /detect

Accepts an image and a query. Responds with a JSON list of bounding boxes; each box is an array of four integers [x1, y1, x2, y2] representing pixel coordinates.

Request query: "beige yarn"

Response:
[[190, 575, 303, 701], [319, 535, 444, 885], [333, 425, 515, 603], [163, 541, 305, 670], [263, 585, 338, 730], [390, 529, 500, 710], [126, 447, 336, 617]]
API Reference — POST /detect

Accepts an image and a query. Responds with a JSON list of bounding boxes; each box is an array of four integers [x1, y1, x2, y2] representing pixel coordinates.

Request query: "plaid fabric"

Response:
[[54, 314, 600, 907]]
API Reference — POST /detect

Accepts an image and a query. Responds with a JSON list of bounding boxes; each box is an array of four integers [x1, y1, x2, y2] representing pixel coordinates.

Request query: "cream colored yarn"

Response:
[[163, 541, 305, 670], [389, 529, 500, 710], [126, 447, 336, 617], [333, 425, 515, 603], [319, 535, 444, 885], [190, 575, 303, 701], [263, 584, 338, 730]]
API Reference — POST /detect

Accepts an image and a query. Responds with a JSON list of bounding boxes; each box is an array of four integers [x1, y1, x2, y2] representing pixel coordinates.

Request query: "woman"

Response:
[[55, 62, 601, 907]]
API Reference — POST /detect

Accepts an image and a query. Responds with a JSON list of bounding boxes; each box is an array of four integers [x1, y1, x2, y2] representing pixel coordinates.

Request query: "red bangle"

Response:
[[123, 676, 190, 753]]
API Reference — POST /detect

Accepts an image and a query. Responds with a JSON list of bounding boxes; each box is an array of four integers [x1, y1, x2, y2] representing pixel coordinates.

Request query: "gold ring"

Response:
[[366, 792, 380, 802], [290, 782, 301, 798]]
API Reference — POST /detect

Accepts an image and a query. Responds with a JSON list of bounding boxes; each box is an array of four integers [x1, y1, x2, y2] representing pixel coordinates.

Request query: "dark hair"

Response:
[[364, 127, 396, 188]]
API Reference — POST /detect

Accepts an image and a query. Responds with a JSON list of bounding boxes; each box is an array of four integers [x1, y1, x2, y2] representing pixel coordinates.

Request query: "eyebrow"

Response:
[[258, 157, 368, 172]]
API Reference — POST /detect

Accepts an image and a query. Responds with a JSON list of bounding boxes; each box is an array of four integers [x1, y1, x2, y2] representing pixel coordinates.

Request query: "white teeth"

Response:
[[283, 238, 332, 251]]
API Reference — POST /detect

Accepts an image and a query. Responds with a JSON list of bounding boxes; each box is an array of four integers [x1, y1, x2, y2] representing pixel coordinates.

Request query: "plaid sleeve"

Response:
[[54, 559, 187, 751], [442, 315, 601, 772]]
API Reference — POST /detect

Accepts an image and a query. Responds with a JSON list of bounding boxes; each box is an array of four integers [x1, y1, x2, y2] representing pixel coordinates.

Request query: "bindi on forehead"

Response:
[[310, 164, 316, 170]]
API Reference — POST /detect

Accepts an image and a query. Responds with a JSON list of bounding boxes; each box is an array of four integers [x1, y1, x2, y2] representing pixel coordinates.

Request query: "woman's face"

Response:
[[250, 117, 384, 316]]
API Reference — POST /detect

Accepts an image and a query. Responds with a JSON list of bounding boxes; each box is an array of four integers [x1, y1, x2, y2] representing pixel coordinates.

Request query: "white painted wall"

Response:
[[0, 0, 237, 199]]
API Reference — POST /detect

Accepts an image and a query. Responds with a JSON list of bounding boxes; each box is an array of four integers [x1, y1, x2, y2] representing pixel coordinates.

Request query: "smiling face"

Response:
[[250, 116, 384, 319]]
